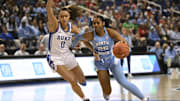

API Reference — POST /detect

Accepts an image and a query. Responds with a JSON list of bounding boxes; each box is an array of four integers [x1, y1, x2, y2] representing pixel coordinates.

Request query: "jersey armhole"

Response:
[[49, 24, 60, 34], [105, 28, 116, 42]]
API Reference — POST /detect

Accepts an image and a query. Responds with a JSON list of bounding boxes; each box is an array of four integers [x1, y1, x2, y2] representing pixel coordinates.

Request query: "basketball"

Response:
[[113, 42, 130, 59]]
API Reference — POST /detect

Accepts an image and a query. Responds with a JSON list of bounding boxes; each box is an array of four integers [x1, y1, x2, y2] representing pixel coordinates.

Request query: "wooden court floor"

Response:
[[0, 74, 180, 101]]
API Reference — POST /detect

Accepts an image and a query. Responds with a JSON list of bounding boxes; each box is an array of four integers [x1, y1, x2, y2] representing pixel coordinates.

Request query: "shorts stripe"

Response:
[[47, 55, 56, 71]]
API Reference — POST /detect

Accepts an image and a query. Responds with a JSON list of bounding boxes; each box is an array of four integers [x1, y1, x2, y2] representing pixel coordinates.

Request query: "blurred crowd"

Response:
[[0, 0, 179, 69]]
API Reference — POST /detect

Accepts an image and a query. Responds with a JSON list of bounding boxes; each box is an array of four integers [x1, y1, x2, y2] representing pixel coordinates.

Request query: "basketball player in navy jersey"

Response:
[[72, 16, 149, 101], [46, 0, 89, 101]]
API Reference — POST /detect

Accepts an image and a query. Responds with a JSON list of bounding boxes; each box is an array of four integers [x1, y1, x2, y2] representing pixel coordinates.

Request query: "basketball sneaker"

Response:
[[128, 73, 133, 79], [103, 94, 110, 101], [142, 97, 150, 101], [83, 98, 90, 101]]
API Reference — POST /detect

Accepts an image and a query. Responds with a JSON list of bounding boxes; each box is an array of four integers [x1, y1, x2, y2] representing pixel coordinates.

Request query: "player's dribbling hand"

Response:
[[119, 54, 126, 59], [118, 40, 128, 46]]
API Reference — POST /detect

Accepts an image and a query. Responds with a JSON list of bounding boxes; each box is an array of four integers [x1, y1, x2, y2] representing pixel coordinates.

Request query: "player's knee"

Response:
[[68, 78, 77, 86], [119, 79, 128, 87]]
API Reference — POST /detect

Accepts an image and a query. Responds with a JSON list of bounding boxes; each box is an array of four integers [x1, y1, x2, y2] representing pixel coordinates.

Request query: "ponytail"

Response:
[[61, 5, 82, 21]]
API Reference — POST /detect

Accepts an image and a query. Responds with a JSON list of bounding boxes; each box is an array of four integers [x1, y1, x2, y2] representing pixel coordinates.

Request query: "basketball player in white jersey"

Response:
[[46, 0, 89, 101]]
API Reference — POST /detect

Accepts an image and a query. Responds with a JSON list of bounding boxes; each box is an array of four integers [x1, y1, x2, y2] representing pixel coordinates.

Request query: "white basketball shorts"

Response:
[[47, 53, 78, 72]]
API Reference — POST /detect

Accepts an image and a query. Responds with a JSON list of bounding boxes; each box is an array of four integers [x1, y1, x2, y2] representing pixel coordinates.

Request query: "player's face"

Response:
[[0, 44, 5, 52], [92, 18, 104, 31], [20, 44, 26, 51], [59, 10, 70, 25]]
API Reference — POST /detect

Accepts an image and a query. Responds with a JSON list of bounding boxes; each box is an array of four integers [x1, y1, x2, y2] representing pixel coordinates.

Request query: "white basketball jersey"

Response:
[[48, 22, 73, 56]]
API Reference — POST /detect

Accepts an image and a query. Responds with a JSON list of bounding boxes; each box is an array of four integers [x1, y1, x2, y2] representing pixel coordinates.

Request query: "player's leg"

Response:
[[65, 53, 87, 86], [127, 54, 130, 73], [127, 54, 133, 78], [56, 65, 86, 100], [120, 59, 124, 67], [97, 70, 111, 100], [70, 64, 87, 86], [166, 58, 172, 74], [109, 61, 146, 100]]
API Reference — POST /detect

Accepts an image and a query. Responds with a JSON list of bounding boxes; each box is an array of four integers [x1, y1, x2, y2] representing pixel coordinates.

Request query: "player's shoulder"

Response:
[[106, 27, 116, 33], [71, 24, 80, 34], [106, 27, 119, 38]]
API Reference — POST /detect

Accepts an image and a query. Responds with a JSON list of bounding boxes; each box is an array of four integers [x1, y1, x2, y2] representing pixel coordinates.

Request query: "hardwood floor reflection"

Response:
[[0, 74, 180, 101]]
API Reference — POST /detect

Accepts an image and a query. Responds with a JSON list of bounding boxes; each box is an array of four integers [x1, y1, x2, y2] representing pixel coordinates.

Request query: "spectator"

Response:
[[148, 26, 161, 45], [0, 44, 8, 56], [150, 41, 163, 60], [134, 24, 148, 47], [2, 11, 10, 24], [168, 27, 180, 40], [12, 11, 21, 27], [104, 6, 113, 17], [164, 43, 177, 73], [14, 43, 30, 56], [137, 13, 147, 25], [38, 19, 48, 35], [34, 44, 47, 55], [0, 25, 15, 48], [120, 27, 133, 78], [162, 43, 169, 54], [29, 18, 40, 39], [161, 43, 169, 74], [174, 46, 180, 67], [145, 6, 153, 18], [18, 21, 35, 39], [137, 24, 148, 38], [23, 3, 30, 14], [6, 16, 18, 39], [17, 21, 35, 48], [21, 13, 31, 25], [40, 34, 49, 51]]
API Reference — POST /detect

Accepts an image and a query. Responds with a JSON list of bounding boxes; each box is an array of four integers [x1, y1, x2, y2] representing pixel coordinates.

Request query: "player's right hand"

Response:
[[118, 40, 128, 46]]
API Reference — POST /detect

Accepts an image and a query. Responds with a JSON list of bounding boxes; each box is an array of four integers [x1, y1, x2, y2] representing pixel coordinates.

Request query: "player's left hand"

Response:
[[93, 52, 100, 61], [72, 47, 81, 50]]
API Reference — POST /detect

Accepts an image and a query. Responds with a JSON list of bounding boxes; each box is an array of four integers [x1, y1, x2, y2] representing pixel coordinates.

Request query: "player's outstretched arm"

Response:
[[107, 28, 128, 44], [71, 26, 93, 48], [46, 0, 58, 33]]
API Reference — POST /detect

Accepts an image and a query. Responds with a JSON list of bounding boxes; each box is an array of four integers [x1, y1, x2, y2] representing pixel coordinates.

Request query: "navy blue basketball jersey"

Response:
[[92, 27, 114, 62]]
